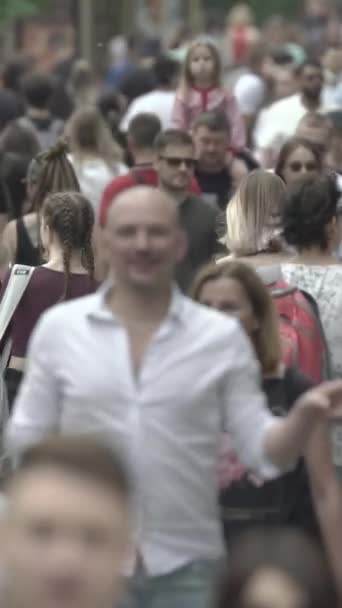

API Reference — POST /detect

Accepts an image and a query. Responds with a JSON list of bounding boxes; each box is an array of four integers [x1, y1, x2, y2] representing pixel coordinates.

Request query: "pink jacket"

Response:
[[171, 85, 246, 149]]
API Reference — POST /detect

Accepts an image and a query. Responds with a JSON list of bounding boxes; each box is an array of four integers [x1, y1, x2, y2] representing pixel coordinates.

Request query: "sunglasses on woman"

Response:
[[288, 161, 318, 172]]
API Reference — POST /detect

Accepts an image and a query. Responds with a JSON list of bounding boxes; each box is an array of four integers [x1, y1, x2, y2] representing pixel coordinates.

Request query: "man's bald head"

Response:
[[103, 186, 187, 291], [107, 186, 180, 229]]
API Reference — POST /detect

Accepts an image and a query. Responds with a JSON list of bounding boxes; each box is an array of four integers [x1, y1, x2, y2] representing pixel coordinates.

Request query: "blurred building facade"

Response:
[[1, 0, 203, 71]]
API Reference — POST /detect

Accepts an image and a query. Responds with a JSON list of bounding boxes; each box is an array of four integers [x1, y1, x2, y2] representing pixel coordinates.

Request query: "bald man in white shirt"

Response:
[[7, 186, 342, 608]]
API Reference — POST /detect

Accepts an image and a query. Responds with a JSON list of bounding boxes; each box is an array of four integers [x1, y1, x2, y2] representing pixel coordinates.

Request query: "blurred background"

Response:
[[0, 0, 340, 73]]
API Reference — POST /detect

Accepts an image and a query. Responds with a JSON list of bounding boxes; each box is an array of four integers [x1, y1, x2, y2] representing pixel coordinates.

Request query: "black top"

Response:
[[220, 368, 319, 542], [194, 167, 233, 211], [176, 194, 223, 292], [15, 218, 41, 267], [0, 179, 10, 215]]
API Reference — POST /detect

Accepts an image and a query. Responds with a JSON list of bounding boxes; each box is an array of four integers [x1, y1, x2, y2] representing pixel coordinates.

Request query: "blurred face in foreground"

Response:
[[2, 466, 130, 608]]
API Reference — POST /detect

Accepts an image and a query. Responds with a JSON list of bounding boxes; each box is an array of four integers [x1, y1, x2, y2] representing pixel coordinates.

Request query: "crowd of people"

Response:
[[1, 2, 342, 608]]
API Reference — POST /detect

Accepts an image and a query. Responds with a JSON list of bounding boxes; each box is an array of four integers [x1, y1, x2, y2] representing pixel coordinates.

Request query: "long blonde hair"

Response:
[[191, 260, 282, 374], [180, 38, 222, 94], [224, 170, 286, 256], [65, 106, 123, 168]]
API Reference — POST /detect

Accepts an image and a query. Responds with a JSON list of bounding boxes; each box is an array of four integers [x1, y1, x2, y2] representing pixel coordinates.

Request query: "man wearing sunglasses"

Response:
[[155, 129, 222, 291]]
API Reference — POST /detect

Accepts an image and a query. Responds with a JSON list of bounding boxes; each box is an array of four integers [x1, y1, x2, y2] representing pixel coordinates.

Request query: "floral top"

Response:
[[281, 264, 342, 379]]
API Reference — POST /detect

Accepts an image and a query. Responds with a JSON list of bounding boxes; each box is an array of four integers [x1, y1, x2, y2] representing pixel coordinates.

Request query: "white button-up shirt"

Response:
[[6, 286, 279, 575]]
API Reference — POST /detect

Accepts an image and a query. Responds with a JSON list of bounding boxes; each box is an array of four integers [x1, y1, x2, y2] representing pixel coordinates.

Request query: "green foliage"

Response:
[[0, 0, 47, 22], [203, 0, 301, 22]]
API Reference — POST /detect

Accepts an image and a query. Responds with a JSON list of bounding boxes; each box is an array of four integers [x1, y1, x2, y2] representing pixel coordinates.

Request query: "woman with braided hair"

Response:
[[0, 139, 80, 272], [0, 191, 97, 408]]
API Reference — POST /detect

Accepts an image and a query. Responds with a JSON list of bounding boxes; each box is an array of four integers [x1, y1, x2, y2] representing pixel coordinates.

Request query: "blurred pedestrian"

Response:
[[0, 191, 96, 407], [7, 185, 342, 608], [171, 38, 246, 149], [19, 73, 64, 150], [66, 107, 127, 214], [2, 436, 131, 608], [0, 140, 80, 270]]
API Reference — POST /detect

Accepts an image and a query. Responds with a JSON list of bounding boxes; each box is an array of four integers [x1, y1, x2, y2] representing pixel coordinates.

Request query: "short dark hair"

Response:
[[7, 436, 130, 501], [128, 113, 162, 149], [22, 73, 54, 109], [0, 120, 41, 159], [282, 173, 339, 251], [154, 55, 179, 88], [193, 111, 229, 133], [2, 55, 30, 92], [270, 47, 294, 66], [154, 129, 193, 154]]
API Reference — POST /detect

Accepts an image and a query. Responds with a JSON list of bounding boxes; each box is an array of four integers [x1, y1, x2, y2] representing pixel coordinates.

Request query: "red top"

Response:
[[0, 267, 97, 358], [99, 166, 201, 228]]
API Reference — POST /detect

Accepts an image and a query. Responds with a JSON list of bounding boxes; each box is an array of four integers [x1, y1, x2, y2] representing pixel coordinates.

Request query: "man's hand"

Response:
[[295, 381, 342, 422], [264, 381, 342, 471]]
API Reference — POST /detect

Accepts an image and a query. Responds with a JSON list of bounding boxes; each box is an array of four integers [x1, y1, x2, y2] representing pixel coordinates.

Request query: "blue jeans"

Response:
[[120, 561, 220, 608]]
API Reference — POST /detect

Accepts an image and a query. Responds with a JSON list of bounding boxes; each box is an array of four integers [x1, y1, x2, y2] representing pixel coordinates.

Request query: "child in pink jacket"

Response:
[[171, 38, 246, 150]]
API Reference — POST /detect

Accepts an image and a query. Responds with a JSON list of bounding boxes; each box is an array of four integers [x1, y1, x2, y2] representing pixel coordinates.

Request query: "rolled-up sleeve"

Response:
[[221, 323, 280, 479], [6, 312, 61, 453]]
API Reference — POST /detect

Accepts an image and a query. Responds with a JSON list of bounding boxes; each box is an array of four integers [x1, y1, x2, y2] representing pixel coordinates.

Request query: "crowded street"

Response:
[[0, 1, 342, 608]]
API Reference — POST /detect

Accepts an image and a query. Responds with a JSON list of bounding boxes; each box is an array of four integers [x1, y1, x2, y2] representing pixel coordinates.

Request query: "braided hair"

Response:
[[41, 192, 95, 300], [27, 139, 80, 212]]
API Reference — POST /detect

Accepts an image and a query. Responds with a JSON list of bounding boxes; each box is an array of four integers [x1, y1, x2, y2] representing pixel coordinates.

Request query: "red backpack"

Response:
[[270, 281, 330, 383]]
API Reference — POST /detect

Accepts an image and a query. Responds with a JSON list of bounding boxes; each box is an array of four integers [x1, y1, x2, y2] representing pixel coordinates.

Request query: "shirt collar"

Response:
[[87, 282, 187, 327]]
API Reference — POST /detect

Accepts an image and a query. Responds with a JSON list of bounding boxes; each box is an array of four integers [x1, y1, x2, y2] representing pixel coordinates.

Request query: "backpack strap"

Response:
[[0, 265, 34, 371], [300, 289, 333, 380]]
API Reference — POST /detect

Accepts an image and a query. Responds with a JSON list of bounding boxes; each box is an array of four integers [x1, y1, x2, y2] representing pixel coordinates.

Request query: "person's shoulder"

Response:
[[185, 193, 218, 213], [235, 72, 263, 91], [36, 291, 101, 332], [267, 93, 301, 115], [103, 172, 136, 195], [181, 294, 241, 341]]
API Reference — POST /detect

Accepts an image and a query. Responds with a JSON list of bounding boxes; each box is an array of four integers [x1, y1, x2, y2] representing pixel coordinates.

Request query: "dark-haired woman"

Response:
[[280, 174, 342, 591], [0, 140, 80, 271], [281, 173, 342, 379], [0, 191, 97, 408], [275, 137, 323, 185]]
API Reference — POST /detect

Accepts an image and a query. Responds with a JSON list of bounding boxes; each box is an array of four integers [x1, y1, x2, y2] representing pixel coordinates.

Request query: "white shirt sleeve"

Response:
[[6, 312, 62, 452], [120, 99, 139, 132], [221, 323, 279, 479], [234, 74, 265, 115]]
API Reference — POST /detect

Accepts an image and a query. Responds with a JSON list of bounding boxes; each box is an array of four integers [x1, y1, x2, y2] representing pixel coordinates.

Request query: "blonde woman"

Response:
[[66, 106, 128, 214], [218, 169, 290, 267]]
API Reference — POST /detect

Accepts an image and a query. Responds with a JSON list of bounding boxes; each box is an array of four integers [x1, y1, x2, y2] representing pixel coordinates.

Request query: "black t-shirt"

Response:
[[0, 179, 10, 215], [175, 195, 223, 292], [220, 368, 319, 544], [194, 167, 233, 212]]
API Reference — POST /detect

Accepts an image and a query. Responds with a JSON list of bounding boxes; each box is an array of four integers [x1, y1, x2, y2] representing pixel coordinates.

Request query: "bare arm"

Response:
[[264, 382, 342, 470], [305, 422, 342, 597]]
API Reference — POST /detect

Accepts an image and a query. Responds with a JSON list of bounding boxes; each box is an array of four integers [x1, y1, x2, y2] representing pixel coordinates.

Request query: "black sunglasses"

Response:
[[160, 156, 196, 168], [288, 161, 318, 172]]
